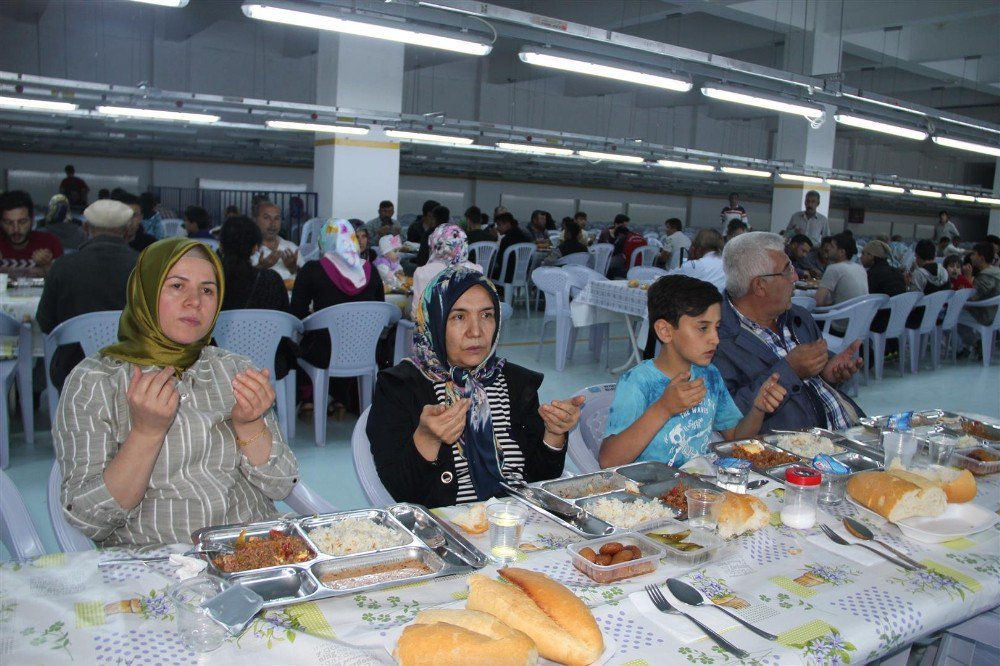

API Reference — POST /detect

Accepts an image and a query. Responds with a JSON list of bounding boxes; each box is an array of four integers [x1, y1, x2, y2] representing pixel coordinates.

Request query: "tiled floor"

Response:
[[3, 310, 998, 557]]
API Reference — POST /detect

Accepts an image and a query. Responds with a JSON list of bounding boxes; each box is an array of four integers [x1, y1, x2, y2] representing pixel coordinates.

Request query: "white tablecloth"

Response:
[[0, 287, 43, 356], [571, 279, 649, 327]]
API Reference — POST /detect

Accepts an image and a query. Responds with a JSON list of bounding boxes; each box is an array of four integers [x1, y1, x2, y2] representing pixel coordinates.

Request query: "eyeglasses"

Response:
[[755, 262, 796, 280]]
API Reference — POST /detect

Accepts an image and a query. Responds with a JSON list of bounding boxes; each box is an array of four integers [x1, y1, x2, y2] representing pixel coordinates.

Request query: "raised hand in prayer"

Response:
[[127, 366, 179, 437], [231, 368, 276, 425], [258, 249, 280, 269]]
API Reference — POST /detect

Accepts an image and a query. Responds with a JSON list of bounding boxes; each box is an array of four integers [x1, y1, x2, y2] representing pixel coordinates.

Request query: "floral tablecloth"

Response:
[[571, 279, 648, 328], [3, 455, 999, 664]]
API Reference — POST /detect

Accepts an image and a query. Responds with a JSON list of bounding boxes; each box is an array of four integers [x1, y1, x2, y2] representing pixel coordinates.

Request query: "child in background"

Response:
[[944, 254, 973, 290], [374, 235, 406, 291], [599, 275, 787, 468]]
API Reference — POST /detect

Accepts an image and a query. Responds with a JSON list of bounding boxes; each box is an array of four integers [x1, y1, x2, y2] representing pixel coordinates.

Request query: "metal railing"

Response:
[[151, 187, 318, 240]]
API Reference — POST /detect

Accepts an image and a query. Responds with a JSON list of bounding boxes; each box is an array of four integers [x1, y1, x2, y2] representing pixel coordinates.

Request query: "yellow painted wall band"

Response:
[[314, 138, 400, 149]]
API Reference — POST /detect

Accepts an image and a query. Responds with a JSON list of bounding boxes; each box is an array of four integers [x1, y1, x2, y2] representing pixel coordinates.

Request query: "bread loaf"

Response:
[[712, 492, 770, 539], [394, 609, 538, 666], [450, 504, 488, 535], [846, 471, 946, 522], [466, 569, 604, 666], [893, 466, 976, 504]]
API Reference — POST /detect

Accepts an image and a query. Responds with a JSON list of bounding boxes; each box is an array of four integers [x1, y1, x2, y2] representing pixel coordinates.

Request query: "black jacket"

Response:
[[491, 226, 532, 283], [367, 361, 565, 508]]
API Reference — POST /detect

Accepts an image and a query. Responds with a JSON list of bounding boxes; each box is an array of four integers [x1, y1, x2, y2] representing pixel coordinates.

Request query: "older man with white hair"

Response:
[[713, 232, 864, 432]]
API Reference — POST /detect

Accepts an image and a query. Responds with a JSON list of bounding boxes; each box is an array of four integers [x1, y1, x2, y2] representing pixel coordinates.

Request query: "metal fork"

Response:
[[818, 524, 916, 571], [644, 585, 749, 659]]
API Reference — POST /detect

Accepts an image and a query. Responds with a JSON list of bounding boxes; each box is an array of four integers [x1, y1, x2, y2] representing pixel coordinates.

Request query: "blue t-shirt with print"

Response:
[[604, 361, 742, 466]]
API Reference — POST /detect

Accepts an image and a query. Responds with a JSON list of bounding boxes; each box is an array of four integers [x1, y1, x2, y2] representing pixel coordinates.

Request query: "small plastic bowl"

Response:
[[642, 518, 728, 566], [567, 534, 664, 584]]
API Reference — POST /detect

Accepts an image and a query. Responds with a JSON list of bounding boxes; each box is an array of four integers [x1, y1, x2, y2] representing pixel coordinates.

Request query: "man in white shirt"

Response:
[[250, 200, 304, 282], [659, 218, 691, 270], [814, 232, 868, 307], [932, 210, 959, 242], [667, 228, 726, 292], [785, 190, 830, 246]]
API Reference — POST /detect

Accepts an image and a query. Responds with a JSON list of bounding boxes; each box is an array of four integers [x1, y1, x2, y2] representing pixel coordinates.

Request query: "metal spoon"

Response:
[[746, 479, 769, 490], [841, 517, 926, 570], [666, 578, 779, 641]]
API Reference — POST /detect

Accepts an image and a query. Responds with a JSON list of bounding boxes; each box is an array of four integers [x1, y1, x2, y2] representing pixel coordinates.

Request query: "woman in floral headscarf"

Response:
[[42, 193, 87, 250], [290, 219, 385, 411], [411, 224, 481, 316], [367, 266, 584, 508]]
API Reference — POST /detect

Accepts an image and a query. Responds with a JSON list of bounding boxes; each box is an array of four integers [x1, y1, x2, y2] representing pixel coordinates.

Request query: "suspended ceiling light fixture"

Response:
[[577, 150, 645, 164], [945, 192, 976, 202], [721, 166, 771, 178], [242, 3, 492, 56], [841, 92, 925, 117], [910, 189, 942, 198], [931, 135, 1000, 158], [977, 196, 1000, 205], [869, 183, 905, 194], [385, 130, 473, 145], [826, 178, 866, 189], [0, 96, 78, 113], [519, 49, 692, 92], [779, 173, 824, 184], [940, 116, 1000, 137], [266, 120, 368, 135], [656, 159, 715, 172], [496, 142, 573, 156], [96, 106, 219, 123], [833, 113, 927, 141], [128, 0, 189, 6], [701, 85, 824, 122]]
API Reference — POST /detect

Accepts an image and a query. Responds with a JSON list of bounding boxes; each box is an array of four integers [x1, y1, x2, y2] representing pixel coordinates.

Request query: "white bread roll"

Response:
[[451, 504, 488, 534], [712, 492, 770, 539], [847, 471, 947, 522], [394, 609, 537, 666], [891, 466, 977, 504], [466, 569, 604, 666]]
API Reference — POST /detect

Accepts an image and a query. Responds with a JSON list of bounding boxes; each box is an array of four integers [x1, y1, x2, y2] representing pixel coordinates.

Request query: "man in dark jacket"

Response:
[[491, 212, 531, 283], [861, 240, 906, 333], [714, 232, 864, 433], [36, 200, 139, 390]]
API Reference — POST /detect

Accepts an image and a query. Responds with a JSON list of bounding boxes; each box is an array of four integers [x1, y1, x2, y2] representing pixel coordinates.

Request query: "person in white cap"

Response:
[[37, 199, 139, 390]]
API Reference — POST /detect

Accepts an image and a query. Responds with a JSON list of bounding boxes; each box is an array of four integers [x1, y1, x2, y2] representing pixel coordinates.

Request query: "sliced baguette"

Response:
[[893, 466, 977, 504], [395, 609, 538, 666], [450, 503, 488, 535], [847, 471, 946, 522]]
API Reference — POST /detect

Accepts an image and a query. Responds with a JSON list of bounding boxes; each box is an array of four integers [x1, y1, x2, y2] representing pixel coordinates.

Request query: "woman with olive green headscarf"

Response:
[[53, 238, 298, 547]]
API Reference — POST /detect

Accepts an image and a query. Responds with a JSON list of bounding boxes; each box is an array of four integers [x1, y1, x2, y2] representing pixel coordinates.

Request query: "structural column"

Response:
[[989, 158, 1000, 237], [314, 34, 404, 220]]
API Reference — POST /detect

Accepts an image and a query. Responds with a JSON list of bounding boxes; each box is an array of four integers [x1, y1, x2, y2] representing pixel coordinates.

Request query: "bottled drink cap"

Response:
[[785, 465, 822, 486]]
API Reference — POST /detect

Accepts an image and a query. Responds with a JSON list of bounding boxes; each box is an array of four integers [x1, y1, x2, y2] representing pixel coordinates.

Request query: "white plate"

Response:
[[847, 496, 998, 543]]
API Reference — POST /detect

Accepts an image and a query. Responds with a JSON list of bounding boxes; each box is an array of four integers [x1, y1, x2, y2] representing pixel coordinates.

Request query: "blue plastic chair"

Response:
[[0, 312, 34, 449], [298, 302, 398, 447], [43, 310, 122, 421], [213, 310, 303, 442], [352, 406, 396, 507], [48, 463, 95, 552], [1, 468, 46, 559]]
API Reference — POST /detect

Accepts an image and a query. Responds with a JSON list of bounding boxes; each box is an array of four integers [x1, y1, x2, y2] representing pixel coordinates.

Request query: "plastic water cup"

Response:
[[684, 489, 724, 529], [882, 431, 918, 470], [818, 471, 849, 505], [169, 576, 229, 653], [926, 437, 957, 467], [486, 500, 527, 561]]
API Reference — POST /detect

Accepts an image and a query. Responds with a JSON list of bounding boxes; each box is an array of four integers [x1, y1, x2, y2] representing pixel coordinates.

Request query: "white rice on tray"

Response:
[[309, 518, 407, 556], [774, 433, 839, 458], [586, 496, 676, 528]]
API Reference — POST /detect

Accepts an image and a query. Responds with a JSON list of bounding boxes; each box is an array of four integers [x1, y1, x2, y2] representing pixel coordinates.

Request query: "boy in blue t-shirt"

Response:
[[600, 275, 786, 467]]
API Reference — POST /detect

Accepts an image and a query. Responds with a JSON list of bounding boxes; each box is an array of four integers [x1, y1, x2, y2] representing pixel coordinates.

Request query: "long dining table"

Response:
[[3, 421, 999, 665]]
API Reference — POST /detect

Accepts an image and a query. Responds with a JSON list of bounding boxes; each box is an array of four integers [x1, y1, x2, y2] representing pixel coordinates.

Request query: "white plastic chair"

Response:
[[212, 310, 303, 442], [282, 482, 338, 515], [905, 290, 953, 373], [0, 468, 46, 559], [531, 268, 576, 372], [939, 288, 975, 364], [496, 243, 536, 314], [43, 310, 122, 420], [196, 238, 220, 251], [868, 291, 921, 381], [563, 266, 610, 365], [0, 313, 33, 449], [468, 241, 499, 276], [299, 217, 325, 245], [299, 242, 319, 262], [352, 407, 396, 507], [161, 219, 185, 238], [791, 296, 816, 311], [566, 383, 617, 473], [555, 252, 589, 267], [628, 245, 660, 270], [813, 295, 885, 396], [626, 266, 667, 282], [298, 302, 398, 447], [589, 243, 614, 276], [0, 359, 15, 470], [961, 295, 1000, 367], [48, 463, 95, 552]]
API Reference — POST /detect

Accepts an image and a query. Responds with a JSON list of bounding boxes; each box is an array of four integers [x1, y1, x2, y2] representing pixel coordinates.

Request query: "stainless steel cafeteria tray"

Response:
[[190, 504, 487, 610], [859, 409, 962, 433], [764, 450, 883, 482], [764, 427, 876, 457]]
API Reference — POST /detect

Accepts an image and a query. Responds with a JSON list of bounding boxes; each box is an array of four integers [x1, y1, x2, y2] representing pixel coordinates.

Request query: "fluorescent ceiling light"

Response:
[[519, 50, 692, 92], [266, 120, 368, 135], [841, 92, 925, 117], [721, 166, 771, 178], [385, 130, 472, 145], [945, 193, 975, 202], [496, 142, 573, 156], [977, 196, 1000, 205], [0, 96, 78, 113], [910, 189, 942, 198], [779, 173, 824, 184], [242, 3, 491, 56], [701, 85, 824, 120], [577, 150, 645, 164], [834, 113, 927, 141], [97, 106, 218, 123], [826, 178, 866, 189], [129, 0, 189, 6], [869, 184, 905, 193], [931, 135, 1000, 158], [656, 159, 714, 172]]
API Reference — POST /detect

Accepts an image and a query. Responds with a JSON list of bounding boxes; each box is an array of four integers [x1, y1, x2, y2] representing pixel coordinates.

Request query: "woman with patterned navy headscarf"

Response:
[[367, 265, 584, 508]]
